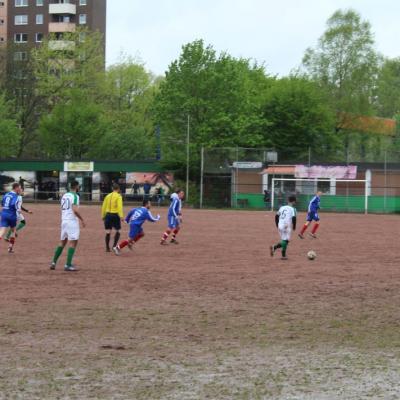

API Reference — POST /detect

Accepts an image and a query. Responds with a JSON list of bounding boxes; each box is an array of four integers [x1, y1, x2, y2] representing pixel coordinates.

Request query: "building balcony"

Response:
[[49, 40, 75, 51], [49, 3, 76, 15], [49, 22, 76, 33]]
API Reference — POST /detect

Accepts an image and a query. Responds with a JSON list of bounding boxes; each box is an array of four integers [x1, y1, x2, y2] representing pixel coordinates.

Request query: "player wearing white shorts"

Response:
[[270, 195, 297, 260], [50, 181, 86, 272]]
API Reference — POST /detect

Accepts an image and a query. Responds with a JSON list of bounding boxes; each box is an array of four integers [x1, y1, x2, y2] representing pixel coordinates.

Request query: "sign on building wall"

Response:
[[64, 162, 94, 172], [232, 162, 263, 169], [295, 165, 358, 179]]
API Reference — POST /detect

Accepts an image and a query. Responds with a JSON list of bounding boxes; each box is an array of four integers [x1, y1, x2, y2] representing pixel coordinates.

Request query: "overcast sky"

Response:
[[106, 0, 399, 76]]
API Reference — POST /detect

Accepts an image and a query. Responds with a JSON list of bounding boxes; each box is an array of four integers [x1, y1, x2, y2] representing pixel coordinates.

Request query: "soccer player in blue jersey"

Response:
[[0, 183, 22, 253], [112, 199, 160, 255], [298, 191, 322, 239], [160, 189, 185, 245]]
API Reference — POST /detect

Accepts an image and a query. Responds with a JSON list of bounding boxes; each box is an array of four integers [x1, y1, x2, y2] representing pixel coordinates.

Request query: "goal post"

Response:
[[270, 178, 370, 215]]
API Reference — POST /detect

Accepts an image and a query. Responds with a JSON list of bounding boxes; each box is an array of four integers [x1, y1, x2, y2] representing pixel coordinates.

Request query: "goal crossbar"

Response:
[[270, 178, 369, 214]]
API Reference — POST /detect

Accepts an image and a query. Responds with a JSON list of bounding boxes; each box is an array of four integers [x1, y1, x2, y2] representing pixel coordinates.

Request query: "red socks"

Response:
[[119, 240, 129, 250], [134, 232, 144, 242], [300, 224, 308, 235], [172, 228, 179, 240], [162, 230, 171, 241], [312, 224, 320, 234]]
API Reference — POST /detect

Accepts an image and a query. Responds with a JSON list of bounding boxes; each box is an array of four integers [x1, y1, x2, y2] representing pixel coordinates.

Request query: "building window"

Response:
[[36, 0, 43, 5], [14, 51, 28, 61], [14, 33, 28, 43], [15, 15, 28, 25], [79, 0, 87, 5], [0, 18, 4, 25], [36, 14, 43, 24], [35, 32, 43, 42], [15, 0, 28, 6], [79, 14, 86, 25]]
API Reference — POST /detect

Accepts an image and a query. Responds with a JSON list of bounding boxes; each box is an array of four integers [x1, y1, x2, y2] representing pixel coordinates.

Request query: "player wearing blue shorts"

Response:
[[298, 191, 322, 239], [160, 189, 185, 245], [113, 199, 160, 255], [0, 183, 22, 253]]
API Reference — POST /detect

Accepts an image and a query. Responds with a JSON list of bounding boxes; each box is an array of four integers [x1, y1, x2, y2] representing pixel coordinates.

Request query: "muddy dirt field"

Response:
[[0, 204, 400, 399]]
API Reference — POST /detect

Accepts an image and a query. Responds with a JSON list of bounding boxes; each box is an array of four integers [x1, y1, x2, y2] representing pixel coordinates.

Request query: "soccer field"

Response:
[[0, 205, 399, 399]]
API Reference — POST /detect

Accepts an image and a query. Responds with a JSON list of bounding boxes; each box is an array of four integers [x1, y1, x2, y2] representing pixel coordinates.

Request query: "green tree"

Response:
[[39, 90, 106, 159], [154, 40, 272, 177], [375, 58, 400, 118], [0, 92, 21, 158], [263, 76, 337, 161], [303, 9, 379, 129]]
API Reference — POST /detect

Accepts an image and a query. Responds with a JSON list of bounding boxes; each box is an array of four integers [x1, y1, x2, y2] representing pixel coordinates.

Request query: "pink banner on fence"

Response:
[[295, 165, 358, 179]]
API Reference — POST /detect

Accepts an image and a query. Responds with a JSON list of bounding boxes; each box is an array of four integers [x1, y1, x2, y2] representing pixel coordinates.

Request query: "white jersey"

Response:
[[16, 195, 23, 217], [277, 205, 296, 228], [61, 192, 80, 222]]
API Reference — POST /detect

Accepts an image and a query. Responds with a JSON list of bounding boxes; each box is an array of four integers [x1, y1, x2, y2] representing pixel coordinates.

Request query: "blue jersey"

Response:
[[125, 207, 160, 226], [1, 191, 19, 217], [308, 196, 321, 213], [168, 193, 182, 218]]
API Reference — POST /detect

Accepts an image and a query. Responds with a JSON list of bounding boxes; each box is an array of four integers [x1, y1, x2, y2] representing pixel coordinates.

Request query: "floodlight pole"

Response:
[[200, 146, 204, 209]]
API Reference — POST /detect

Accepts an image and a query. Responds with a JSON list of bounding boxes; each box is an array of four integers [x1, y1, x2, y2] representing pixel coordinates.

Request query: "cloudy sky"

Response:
[[106, 0, 399, 76]]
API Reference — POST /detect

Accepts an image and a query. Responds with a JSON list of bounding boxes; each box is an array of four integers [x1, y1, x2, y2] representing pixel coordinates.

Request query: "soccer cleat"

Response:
[[270, 245, 275, 257], [8, 247, 14, 254], [298, 234, 304, 239], [106, 248, 111, 253], [170, 239, 179, 245], [309, 233, 317, 239], [160, 240, 168, 246], [50, 262, 56, 270], [281, 256, 288, 260], [64, 265, 78, 272], [112, 246, 120, 256]]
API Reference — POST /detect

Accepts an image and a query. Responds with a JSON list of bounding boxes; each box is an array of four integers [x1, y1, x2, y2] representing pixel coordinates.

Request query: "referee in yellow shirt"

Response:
[[102, 183, 124, 252]]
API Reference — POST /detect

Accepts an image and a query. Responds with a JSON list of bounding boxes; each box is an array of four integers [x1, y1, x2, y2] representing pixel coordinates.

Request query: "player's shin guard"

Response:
[[53, 246, 64, 264], [113, 232, 120, 248], [105, 233, 111, 251], [281, 240, 288, 257], [66, 247, 76, 267], [311, 223, 320, 235]]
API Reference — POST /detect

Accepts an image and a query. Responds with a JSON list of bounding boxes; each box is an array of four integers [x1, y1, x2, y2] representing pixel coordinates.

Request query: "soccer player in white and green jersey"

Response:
[[50, 181, 86, 272], [270, 195, 297, 260]]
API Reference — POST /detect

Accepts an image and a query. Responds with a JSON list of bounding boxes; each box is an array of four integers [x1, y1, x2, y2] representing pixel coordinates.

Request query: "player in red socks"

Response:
[[160, 190, 184, 245], [299, 191, 322, 239], [113, 200, 160, 255]]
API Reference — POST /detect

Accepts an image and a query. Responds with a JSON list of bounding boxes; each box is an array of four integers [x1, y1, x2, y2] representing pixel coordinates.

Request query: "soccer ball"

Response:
[[307, 250, 317, 260]]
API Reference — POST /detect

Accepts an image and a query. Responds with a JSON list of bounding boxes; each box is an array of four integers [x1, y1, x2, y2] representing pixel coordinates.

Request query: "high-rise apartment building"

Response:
[[1, 0, 106, 51], [0, 0, 8, 45]]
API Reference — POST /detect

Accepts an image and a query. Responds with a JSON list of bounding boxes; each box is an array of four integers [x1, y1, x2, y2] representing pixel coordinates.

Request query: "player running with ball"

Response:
[[270, 195, 297, 260], [113, 199, 160, 256], [298, 191, 322, 239], [160, 190, 184, 245]]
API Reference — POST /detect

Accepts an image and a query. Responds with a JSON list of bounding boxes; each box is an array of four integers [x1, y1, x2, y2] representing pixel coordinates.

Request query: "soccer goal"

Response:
[[270, 178, 370, 214]]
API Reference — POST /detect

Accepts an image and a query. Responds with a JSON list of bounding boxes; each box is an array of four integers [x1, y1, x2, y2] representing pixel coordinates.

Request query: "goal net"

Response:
[[271, 178, 370, 214]]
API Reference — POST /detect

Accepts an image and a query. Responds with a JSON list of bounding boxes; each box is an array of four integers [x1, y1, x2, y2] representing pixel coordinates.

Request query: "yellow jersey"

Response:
[[102, 192, 123, 218]]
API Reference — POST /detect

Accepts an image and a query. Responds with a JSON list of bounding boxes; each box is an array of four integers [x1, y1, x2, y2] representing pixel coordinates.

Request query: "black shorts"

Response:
[[104, 213, 121, 230]]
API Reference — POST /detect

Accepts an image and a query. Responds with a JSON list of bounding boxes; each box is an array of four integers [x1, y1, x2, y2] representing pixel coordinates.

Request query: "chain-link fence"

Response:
[[200, 147, 400, 213]]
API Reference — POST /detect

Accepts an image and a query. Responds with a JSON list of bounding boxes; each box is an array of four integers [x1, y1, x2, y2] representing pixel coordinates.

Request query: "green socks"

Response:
[[66, 247, 76, 267], [53, 246, 64, 264], [6, 221, 26, 239], [281, 240, 288, 257]]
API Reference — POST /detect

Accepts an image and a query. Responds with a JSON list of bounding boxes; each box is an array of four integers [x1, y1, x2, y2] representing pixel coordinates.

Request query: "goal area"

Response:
[[271, 178, 369, 214]]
